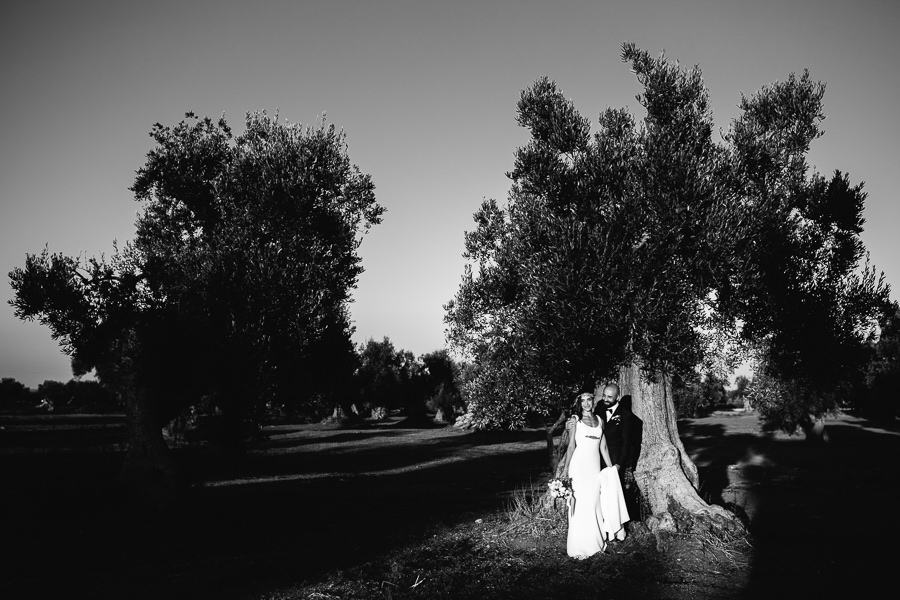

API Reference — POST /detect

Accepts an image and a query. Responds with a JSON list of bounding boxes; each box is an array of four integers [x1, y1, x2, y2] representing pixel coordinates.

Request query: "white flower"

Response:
[[547, 478, 573, 499]]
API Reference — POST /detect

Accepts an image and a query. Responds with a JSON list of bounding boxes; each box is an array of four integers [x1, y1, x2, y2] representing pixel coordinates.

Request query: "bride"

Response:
[[561, 391, 629, 558]]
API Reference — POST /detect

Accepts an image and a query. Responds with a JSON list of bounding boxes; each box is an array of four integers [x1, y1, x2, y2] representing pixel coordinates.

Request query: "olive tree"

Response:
[[10, 111, 383, 504], [445, 44, 889, 527]]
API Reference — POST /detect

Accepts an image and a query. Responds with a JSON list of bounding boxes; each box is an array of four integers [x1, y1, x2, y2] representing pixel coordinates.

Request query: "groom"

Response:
[[596, 384, 635, 479]]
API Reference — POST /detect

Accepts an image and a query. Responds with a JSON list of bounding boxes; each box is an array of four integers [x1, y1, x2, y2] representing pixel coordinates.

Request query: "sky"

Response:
[[2, 0, 898, 389]]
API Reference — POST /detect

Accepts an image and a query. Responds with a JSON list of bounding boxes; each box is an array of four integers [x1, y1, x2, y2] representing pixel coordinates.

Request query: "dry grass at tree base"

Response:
[[278, 481, 751, 600]]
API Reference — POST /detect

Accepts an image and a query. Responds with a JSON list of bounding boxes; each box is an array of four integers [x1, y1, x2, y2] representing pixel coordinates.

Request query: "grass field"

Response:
[[1, 410, 897, 599]]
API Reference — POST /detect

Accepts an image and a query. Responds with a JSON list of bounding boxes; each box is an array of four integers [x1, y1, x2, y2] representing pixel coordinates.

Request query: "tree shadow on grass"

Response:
[[0, 427, 553, 600], [680, 413, 900, 598], [17, 413, 898, 600], [192, 428, 549, 483], [254, 428, 414, 450]]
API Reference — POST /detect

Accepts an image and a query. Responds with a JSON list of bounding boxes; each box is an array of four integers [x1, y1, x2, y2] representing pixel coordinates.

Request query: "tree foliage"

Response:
[[445, 44, 891, 432], [420, 349, 464, 419], [721, 74, 892, 432], [672, 371, 730, 418], [355, 337, 406, 412], [10, 111, 384, 439], [447, 44, 734, 427], [0, 378, 31, 409], [353, 339, 465, 420], [859, 304, 900, 419]]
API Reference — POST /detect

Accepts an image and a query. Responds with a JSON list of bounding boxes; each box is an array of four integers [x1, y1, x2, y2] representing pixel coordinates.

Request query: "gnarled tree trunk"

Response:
[[119, 384, 177, 510], [620, 361, 738, 528], [547, 410, 569, 473]]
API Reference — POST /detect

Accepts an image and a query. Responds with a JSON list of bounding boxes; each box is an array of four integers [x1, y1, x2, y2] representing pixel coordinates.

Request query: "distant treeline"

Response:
[[7, 316, 899, 425], [0, 378, 120, 414], [348, 338, 473, 423], [0, 336, 474, 423]]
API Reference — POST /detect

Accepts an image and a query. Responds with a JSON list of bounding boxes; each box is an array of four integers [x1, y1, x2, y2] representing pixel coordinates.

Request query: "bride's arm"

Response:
[[599, 423, 614, 469], [562, 423, 576, 475]]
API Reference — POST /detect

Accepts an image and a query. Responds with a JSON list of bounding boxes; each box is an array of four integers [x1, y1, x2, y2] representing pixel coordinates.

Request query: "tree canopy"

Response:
[[10, 111, 384, 452], [445, 44, 891, 431]]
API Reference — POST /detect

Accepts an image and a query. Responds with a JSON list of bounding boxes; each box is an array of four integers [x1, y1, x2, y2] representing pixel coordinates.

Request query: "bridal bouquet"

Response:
[[547, 478, 573, 500]]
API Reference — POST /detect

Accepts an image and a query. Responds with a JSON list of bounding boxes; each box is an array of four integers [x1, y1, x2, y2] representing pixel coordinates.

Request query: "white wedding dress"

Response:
[[566, 420, 630, 558]]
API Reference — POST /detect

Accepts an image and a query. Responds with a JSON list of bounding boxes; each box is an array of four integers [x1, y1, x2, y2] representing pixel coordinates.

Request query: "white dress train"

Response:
[[566, 420, 630, 557], [599, 466, 629, 542]]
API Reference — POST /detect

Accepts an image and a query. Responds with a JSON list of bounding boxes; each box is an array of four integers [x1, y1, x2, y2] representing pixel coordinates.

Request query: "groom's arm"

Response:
[[618, 408, 634, 472]]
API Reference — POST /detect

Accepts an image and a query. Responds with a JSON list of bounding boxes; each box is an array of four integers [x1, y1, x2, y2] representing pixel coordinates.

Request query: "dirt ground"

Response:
[[1, 410, 898, 599]]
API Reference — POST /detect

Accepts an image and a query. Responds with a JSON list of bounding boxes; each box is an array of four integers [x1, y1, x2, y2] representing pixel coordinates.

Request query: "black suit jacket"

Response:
[[599, 401, 634, 471]]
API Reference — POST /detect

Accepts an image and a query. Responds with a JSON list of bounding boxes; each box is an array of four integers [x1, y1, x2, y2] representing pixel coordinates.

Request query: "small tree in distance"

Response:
[[355, 337, 405, 415], [420, 349, 463, 422], [0, 378, 32, 410]]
